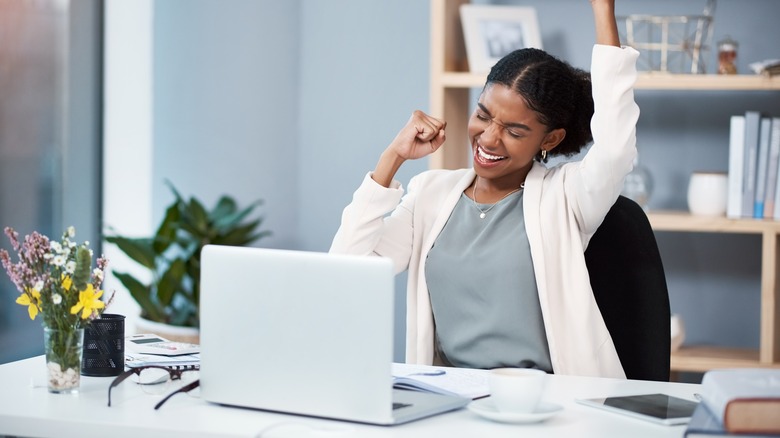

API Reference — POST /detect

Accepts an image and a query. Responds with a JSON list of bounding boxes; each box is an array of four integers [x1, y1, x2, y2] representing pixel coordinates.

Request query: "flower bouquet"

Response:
[[0, 226, 113, 394]]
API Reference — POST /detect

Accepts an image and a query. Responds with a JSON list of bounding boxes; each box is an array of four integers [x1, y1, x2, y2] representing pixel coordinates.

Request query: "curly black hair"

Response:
[[486, 48, 594, 161]]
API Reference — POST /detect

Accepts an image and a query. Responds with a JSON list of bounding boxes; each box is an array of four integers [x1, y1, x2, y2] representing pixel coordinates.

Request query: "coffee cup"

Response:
[[488, 368, 547, 413]]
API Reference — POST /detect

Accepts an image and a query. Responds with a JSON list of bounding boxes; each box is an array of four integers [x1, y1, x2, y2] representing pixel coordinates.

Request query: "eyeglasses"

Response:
[[107, 365, 200, 409]]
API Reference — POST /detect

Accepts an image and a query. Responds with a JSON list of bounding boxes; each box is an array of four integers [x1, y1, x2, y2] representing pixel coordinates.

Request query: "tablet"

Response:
[[576, 393, 698, 426]]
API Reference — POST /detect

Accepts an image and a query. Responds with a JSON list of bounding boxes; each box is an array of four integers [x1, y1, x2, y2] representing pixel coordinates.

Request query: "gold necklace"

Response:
[[472, 177, 524, 219]]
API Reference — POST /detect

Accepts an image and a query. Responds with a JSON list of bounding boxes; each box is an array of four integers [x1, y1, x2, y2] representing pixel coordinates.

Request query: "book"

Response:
[[742, 111, 762, 218], [391, 363, 490, 400], [770, 118, 780, 220], [727, 115, 746, 218], [754, 117, 773, 217], [685, 402, 772, 437], [699, 368, 780, 435], [763, 117, 780, 218]]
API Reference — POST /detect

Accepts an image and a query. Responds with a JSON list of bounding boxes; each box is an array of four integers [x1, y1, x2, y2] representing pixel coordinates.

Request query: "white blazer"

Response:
[[331, 44, 640, 378]]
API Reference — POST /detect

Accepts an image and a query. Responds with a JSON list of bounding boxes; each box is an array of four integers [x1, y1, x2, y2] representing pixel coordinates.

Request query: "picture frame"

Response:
[[460, 4, 543, 74]]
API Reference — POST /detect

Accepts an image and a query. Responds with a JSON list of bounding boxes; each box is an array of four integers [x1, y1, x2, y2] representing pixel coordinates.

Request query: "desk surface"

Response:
[[1, 356, 699, 438]]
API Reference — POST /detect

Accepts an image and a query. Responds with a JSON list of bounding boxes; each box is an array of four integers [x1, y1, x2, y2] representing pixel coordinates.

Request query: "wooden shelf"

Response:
[[670, 346, 780, 372], [648, 211, 780, 234], [636, 73, 780, 91], [436, 72, 780, 91]]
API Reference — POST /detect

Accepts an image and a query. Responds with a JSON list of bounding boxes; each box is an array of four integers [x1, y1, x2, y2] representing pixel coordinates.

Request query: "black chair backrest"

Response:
[[584, 195, 671, 381]]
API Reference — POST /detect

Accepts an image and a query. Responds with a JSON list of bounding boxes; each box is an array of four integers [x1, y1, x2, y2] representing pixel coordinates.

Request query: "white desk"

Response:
[[0, 356, 699, 438]]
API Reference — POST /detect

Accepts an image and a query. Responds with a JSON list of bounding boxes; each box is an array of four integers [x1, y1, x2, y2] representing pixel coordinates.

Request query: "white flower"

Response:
[[92, 268, 104, 281], [52, 255, 66, 267], [50, 241, 63, 253], [65, 261, 76, 274], [34, 280, 44, 292], [52, 293, 62, 304], [66, 226, 75, 237]]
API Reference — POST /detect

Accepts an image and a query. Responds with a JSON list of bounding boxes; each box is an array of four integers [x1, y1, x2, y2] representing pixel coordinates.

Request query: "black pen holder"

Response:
[[81, 313, 125, 376]]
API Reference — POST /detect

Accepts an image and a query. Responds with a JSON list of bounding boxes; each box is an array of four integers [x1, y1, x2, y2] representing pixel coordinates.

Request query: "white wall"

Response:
[[297, 0, 431, 360], [102, 0, 155, 331]]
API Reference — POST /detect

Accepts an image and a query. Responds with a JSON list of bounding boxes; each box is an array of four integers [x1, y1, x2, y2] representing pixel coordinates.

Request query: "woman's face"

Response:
[[467, 83, 564, 186]]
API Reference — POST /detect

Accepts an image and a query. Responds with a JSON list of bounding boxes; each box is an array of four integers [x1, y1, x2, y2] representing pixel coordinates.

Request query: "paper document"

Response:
[[125, 353, 200, 368], [392, 363, 490, 400]]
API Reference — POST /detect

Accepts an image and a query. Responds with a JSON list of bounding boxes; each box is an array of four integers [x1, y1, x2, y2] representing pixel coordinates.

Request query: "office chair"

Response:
[[585, 195, 671, 381]]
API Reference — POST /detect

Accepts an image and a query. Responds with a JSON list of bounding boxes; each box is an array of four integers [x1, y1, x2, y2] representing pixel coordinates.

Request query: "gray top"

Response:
[[425, 190, 553, 372]]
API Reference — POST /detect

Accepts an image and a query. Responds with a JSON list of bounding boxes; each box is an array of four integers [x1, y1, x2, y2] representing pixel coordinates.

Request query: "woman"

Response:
[[330, 0, 639, 378]]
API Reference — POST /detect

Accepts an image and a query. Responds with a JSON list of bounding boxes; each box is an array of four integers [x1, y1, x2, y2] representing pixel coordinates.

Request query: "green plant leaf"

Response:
[[113, 272, 165, 322], [156, 258, 186, 306], [165, 179, 185, 204], [213, 200, 263, 232], [186, 197, 210, 235], [169, 305, 197, 327], [210, 196, 238, 220], [72, 246, 92, 292], [214, 220, 270, 246], [153, 203, 181, 254], [107, 181, 270, 328], [105, 236, 156, 269]]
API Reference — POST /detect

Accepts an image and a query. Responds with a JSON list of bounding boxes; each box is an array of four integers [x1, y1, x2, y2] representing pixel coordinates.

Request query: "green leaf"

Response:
[[72, 246, 92, 291], [153, 203, 181, 254], [113, 272, 165, 321], [105, 236, 156, 269], [156, 259, 186, 306], [186, 197, 210, 234], [106, 180, 270, 328], [214, 220, 270, 246], [169, 305, 197, 327], [213, 200, 263, 231], [209, 196, 238, 221], [165, 179, 185, 204]]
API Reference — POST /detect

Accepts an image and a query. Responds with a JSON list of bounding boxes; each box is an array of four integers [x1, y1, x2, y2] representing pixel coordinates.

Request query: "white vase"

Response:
[[134, 317, 200, 344], [687, 172, 728, 216]]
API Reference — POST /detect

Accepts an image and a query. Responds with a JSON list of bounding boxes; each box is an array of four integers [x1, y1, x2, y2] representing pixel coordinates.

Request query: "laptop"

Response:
[[199, 245, 469, 425]]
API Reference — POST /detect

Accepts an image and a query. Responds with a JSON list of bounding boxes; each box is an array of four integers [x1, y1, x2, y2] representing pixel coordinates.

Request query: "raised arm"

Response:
[[591, 0, 620, 47], [372, 110, 446, 188]]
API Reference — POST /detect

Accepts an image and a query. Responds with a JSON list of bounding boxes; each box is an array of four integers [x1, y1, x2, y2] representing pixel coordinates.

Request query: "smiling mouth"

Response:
[[477, 146, 507, 161]]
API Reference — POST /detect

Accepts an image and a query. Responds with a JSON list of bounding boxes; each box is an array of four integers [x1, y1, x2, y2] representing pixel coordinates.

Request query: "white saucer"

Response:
[[467, 398, 563, 424]]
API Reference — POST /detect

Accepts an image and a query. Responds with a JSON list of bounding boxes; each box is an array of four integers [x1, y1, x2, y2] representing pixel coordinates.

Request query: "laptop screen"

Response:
[[199, 246, 397, 423]]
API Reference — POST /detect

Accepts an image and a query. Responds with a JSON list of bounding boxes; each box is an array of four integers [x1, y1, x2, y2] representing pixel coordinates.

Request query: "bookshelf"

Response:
[[648, 212, 780, 371], [429, 0, 780, 373]]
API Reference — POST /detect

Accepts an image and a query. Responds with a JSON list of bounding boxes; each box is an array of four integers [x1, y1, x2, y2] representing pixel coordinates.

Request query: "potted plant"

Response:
[[106, 182, 269, 340]]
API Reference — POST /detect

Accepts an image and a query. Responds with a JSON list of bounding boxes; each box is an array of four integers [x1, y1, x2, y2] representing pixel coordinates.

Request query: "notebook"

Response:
[[199, 245, 469, 425]]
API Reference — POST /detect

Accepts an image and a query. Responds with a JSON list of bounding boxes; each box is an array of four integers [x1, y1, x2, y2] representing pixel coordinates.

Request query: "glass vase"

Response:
[[622, 157, 653, 211], [43, 326, 84, 394]]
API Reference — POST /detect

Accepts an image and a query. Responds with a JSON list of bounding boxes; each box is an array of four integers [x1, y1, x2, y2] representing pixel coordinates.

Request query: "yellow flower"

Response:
[[16, 288, 41, 320], [61, 274, 72, 291], [69, 284, 105, 319]]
